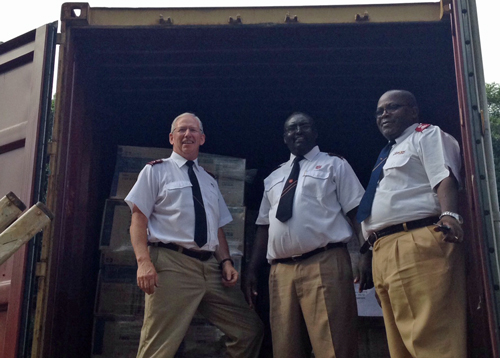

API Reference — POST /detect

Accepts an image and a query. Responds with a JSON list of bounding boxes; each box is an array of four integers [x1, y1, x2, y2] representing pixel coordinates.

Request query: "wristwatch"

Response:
[[439, 211, 464, 225]]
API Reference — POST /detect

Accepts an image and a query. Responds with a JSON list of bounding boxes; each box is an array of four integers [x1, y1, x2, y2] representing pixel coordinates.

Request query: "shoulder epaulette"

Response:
[[272, 163, 286, 172], [205, 170, 216, 179], [147, 159, 163, 166], [415, 123, 431, 132], [328, 152, 344, 160]]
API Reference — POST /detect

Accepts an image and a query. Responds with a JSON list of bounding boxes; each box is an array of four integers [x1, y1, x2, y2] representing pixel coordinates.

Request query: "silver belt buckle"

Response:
[[370, 232, 379, 246]]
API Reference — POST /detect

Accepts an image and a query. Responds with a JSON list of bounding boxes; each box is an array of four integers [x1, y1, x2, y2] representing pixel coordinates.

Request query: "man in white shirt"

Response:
[[244, 112, 370, 358], [126, 113, 263, 358], [357, 90, 466, 358]]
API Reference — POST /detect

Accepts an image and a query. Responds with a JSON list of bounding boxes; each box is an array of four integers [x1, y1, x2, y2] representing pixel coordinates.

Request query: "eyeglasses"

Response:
[[174, 127, 202, 134], [285, 123, 313, 134], [375, 103, 409, 118]]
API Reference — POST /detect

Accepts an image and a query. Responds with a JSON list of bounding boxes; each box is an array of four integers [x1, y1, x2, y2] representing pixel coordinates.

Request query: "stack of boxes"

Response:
[[92, 146, 247, 357]]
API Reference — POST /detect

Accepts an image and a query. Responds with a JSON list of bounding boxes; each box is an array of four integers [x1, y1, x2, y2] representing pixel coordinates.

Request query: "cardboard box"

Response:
[[225, 207, 245, 256], [92, 315, 142, 358], [110, 146, 171, 199], [99, 199, 132, 251], [101, 250, 137, 267], [95, 265, 144, 316]]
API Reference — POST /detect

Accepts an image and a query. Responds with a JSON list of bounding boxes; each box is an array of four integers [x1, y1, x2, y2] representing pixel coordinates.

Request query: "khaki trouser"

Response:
[[269, 247, 358, 358], [136, 247, 263, 358], [373, 225, 466, 358]]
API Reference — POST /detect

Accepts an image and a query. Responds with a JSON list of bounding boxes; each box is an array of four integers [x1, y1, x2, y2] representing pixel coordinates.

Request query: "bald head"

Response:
[[376, 90, 419, 140]]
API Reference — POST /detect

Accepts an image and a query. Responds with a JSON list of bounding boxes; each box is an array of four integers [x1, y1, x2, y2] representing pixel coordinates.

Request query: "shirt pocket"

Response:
[[384, 154, 410, 170], [265, 176, 285, 206], [202, 182, 219, 204], [161, 180, 192, 206], [302, 169, 331, 198]]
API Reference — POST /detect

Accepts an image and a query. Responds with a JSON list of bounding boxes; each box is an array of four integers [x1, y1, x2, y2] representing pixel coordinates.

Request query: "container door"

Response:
[[451, 0, 500, 356], [0, 22, 57, 358]]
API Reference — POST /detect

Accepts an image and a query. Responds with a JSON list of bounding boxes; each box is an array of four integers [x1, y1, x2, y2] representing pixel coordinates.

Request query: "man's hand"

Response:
[[435, 217, 463, 244], [243, 270, 258, 309], [221, 260, 238, 287], [435, 175, 463, 244], [137, 260, 158, 295], [354, 252, 374, 292]]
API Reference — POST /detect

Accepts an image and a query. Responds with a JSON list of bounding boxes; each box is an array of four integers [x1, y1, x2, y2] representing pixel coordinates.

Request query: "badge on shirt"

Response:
[[315, 165, 322, 169], [416, 123, 431, 132]]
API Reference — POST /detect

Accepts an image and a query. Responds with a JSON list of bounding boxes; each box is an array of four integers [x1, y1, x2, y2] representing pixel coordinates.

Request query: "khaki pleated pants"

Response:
[[372, 225, 466, 358], [136, 247, 263, 358], [269, 247, 358, 358]]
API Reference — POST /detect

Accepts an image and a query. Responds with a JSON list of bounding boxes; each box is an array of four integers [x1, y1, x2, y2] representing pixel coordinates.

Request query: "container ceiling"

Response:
[[70, 20, 459, 208]]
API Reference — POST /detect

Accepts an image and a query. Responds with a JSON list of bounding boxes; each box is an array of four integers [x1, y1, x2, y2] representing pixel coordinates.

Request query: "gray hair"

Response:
[[170, 112, 204, 134]]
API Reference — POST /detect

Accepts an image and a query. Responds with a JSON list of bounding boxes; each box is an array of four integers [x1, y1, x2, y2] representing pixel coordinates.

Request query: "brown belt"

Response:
[[272, 242, 347, 264], [360, 216, 440, 254], [148, 242, 213, 261]]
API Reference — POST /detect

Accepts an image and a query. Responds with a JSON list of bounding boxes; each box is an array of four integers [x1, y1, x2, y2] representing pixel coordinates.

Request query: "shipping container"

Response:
[[0, 0, 499, 357]]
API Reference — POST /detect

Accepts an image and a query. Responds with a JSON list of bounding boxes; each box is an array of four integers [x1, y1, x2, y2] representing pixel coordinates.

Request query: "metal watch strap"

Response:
[[439, 211, 463, 224]]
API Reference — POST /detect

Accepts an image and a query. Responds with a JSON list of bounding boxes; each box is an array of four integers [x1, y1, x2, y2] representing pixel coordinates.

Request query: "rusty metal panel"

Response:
[[0, 23, 56, 358]]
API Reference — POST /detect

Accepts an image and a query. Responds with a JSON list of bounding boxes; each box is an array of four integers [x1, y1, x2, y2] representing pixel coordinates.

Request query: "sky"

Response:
[[0, 0, 498, 84]]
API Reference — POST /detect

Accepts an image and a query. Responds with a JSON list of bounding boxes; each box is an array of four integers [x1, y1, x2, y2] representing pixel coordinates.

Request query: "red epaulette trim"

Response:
[[205, 170, 216, 179], [415, 123, 431, 132], [147, 159, 163, 166], [328, 152, 344, 159]]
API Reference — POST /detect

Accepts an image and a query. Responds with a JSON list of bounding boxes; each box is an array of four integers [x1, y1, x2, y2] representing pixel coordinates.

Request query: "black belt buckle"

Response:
[[360, 232, 378, 254], [291, 254, 303, 262]]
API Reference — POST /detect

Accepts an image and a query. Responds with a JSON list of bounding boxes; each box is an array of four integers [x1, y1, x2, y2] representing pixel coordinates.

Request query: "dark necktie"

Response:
[[186, 160, 207, 247], [356, 140, 396, 223], [276, 156, 304, 222]]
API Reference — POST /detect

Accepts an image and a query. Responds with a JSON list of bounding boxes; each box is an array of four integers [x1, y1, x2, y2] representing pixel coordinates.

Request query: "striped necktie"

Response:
[[276, 156, 304, 222]]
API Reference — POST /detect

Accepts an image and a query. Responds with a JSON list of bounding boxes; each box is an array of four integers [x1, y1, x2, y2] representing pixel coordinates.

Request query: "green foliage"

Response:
[[486, 83, 500, 195]]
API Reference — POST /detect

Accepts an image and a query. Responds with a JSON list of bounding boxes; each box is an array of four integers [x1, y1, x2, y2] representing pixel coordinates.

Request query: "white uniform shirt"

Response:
[[256, 146, 365, 260], [362, 123, 461, 235], [125, 151, 232, 251]]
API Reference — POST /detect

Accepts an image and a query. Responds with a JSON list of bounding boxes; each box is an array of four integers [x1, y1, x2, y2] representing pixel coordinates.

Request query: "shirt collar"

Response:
[[288, 145, 320, 165], [394, 123, 419, 144], [170, 151, 200, 169]]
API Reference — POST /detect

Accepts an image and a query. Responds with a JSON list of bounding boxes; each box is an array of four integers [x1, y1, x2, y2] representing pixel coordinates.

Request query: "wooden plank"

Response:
[[0, 202, 53, 266], [0, 192, 26, 233]]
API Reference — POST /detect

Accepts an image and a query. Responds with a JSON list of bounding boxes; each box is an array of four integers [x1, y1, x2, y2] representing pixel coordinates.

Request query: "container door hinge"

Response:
[[47, 140, 58, 156], [36, 262, 47, 277], [56, 33, 65, 45]]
